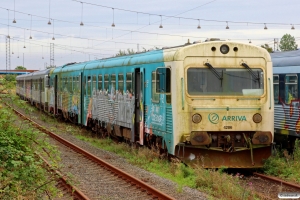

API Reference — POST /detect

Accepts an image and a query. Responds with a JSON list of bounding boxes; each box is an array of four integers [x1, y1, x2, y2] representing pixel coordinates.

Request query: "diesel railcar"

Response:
[[271, 50, 300, 150], [16, 41, 274, 168]]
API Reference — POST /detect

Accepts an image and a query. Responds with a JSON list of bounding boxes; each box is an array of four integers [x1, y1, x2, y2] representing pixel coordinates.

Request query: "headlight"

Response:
[[192, 113, 202, 123], [253, 113, 262, 123], [220, 44, 230, 54]]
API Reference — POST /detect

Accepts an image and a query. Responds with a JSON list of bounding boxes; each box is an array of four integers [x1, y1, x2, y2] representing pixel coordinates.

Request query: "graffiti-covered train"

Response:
[[16, 40, 274, 168], [271, 50, 300, 151]]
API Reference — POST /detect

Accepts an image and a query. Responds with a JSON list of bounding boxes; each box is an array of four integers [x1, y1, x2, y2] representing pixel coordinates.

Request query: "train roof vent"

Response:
[[63, 62, 76, 67], [193, 40, 202, 44], [205, 38, 221, 42]]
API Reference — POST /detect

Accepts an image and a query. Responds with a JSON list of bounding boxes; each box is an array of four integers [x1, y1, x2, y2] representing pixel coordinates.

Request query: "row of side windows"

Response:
[[18, 79, 45, 91], [53, 67, 171, 103], [56, 73, 133, 95]]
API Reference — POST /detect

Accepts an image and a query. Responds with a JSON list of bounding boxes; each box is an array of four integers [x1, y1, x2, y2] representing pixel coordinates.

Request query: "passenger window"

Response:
[[83, 76, 86, 95], [118, 74, 124, 94], [126, 73, 132, 95], [273, 75, 279, 104], [87, 76, 91, 96], [76, 76, 79, 92], [104, 74, 109, 92], [98, 75, 103, 91], [73, 77, 76, 92], [152, 72, 159, 103], [111, 74, 116, 94], [285, 74, 298, 104], [92, 75, 96, 94], [65, 78, 68, 92], [60, 78, 63, 91], [69, 77, 72, 93], [156, 67, 171, 94], [42, 78, 44, 91], [50, 77, 53, 87]]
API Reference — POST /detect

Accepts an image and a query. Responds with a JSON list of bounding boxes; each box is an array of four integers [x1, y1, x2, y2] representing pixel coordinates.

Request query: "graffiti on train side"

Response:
[[89, 86, 135, 128], [279, 99, 300, 134], [150, 105, 165, 126]]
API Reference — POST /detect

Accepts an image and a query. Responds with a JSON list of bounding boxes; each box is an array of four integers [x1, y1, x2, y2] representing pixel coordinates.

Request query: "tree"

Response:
[[279, 34, 298, 51], [261, 44, 273, 53], [15, 66, 26, 70]]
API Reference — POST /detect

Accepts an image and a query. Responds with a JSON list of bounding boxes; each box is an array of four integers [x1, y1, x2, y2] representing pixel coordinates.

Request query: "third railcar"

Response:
[[272, 50, 300, 150], [17, 41, 274, 168]]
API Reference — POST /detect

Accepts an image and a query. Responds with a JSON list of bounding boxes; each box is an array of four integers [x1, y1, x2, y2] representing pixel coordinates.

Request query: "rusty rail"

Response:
[[39, 155, 91, 200], [8, 104, 175, 200], [253, 172, 300, 190]]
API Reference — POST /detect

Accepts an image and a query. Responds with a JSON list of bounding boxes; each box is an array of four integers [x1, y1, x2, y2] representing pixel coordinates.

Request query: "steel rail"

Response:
[[253, 172, 300, 190], [39, 155, 91, 200], [9, 104, 175, 200]]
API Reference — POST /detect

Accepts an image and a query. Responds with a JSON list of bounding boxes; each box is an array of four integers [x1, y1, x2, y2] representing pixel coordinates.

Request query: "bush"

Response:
[[264, 139, 300, 183], [0, 91, 60, 198]]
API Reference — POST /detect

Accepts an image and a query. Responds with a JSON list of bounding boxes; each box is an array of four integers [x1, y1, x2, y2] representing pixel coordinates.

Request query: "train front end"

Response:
[[173, 41, 274, 168]]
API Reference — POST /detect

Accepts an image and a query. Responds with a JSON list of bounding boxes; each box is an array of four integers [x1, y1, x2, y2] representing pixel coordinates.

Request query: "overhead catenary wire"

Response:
[[1, 33, 110, 57], [72, 0, 298, 26], [0, 5, 297, 49], [0, 21, 166, 47]]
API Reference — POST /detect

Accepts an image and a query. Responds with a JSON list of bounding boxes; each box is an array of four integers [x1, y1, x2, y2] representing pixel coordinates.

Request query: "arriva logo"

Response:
[[222, 116, 246, 121], [208, 113, 219, 124]]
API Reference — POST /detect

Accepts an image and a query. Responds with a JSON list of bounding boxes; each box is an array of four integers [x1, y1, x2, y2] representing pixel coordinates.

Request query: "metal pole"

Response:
[[23, 53, 24, 68]]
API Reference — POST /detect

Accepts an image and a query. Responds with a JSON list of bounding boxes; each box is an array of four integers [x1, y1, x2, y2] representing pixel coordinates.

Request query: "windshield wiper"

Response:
[[241, 63, 260, 87], [204, 63, 223, 86]]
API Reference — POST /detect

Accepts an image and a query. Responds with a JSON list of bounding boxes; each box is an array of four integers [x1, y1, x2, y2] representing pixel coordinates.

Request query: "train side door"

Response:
[[134, 68, 145, 145], [30, 79, 33, 105], [39, 77, 42, 110], [54, 75, 58, 115], [79, 72, 84, 125]]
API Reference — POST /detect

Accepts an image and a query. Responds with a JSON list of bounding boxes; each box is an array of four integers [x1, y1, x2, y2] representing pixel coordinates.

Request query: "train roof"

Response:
[[271, 50, 300, 67], [51, 41, 271, 73], [16, 68, 51, 80], [271, 50, 300, 74]]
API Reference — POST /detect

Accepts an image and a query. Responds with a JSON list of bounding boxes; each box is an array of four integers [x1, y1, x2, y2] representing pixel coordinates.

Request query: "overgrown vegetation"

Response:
[[115, 47, 160, 57], [0, 77, 61, 199], [263, 139, 300, 183]]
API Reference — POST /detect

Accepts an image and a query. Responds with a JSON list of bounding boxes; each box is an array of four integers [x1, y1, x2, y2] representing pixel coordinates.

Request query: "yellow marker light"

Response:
[[192, 113, 202, 123]]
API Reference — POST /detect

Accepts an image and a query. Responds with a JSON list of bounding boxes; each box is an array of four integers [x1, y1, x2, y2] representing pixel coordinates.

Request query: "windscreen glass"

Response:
[[187, 68, 264, 96]]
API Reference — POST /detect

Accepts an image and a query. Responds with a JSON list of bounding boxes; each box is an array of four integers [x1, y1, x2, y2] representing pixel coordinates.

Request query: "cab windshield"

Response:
[[187, 68, 264, 96]]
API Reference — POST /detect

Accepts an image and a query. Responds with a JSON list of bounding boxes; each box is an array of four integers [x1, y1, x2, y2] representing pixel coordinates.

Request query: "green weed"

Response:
[[264, 139, 300, 183]]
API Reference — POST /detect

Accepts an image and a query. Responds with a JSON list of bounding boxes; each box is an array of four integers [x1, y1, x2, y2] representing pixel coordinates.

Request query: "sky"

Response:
[[0, 0, 299, 70]]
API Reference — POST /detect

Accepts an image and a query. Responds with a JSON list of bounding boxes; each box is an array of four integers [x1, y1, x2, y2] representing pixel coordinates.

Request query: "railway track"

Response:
[[239, 172, 300, 200], [254, 172, 300, 191], [39, 155, 90, 200], [6, 102, 175, 200]]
